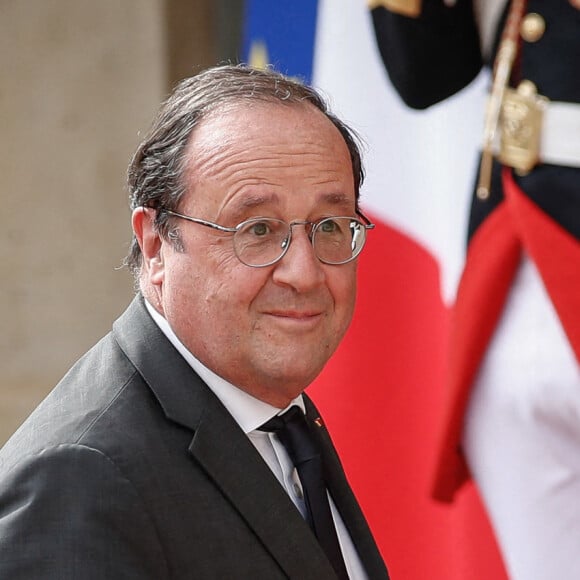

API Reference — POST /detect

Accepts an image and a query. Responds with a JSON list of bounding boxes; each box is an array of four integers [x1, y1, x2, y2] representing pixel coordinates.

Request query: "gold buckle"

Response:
[[499, 80, 548, 174]]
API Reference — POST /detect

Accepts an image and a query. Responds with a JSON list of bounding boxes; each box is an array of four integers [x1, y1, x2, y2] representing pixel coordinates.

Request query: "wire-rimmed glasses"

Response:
[[159, 208, 375, 267]]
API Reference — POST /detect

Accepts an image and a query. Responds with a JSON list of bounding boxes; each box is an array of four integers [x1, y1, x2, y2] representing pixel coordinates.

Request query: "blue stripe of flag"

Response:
[[241, 0, 319, 83]]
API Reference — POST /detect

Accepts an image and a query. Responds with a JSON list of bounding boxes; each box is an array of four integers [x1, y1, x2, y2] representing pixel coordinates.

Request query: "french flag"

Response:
[[243, 1, 507, 577]]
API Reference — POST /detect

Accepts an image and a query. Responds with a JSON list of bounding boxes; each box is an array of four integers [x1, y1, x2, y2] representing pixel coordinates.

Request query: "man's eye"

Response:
[[249, 222, 271, 236], [320, 219, 339, 233]]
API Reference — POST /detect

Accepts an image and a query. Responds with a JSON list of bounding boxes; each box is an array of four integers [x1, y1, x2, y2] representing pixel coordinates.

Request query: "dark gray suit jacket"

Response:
[[0, 296, 389, 579]]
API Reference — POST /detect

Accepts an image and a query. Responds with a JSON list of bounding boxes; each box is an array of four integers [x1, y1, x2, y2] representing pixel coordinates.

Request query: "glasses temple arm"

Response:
[[356, 209, 375, 229]]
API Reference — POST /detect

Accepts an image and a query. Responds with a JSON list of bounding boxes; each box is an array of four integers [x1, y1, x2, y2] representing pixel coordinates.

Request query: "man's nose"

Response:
[[271, 226, 325, 290]]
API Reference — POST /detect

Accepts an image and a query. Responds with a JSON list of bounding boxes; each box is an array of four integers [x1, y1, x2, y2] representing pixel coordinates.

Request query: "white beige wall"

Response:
[[0, 1, 166, 443]]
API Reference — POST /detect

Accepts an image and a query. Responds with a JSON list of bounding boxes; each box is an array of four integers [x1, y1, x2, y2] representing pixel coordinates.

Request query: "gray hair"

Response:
[[125, 64, 365, 276]]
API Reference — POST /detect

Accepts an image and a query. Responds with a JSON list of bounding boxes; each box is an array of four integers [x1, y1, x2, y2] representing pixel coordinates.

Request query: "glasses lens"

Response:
[[313, 217, 366, 264], [234, 218, 289, 267]]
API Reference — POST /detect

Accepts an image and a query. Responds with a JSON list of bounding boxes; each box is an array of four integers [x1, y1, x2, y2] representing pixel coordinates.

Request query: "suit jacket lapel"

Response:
[[190, 395, 337, 579], [113, 296, 337, 579]]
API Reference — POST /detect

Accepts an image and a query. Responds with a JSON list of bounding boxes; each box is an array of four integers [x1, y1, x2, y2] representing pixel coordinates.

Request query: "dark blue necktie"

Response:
[[260, 406, 349, 579]]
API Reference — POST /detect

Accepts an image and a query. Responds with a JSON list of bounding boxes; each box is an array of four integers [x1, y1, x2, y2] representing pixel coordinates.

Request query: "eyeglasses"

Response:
[[160, 208, 375, 268]]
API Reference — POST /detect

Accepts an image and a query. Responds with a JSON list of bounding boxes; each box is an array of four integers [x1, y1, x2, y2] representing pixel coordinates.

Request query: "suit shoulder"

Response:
[[0, 443, 169, 578], [0, 331, 146, 468]]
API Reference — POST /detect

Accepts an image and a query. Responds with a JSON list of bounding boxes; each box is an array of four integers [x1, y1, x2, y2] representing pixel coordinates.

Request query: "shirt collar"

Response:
[[144, 299, 305, 434]]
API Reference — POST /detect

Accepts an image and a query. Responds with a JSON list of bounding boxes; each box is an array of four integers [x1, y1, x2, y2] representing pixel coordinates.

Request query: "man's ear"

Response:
[[132, 207, 164, 286]]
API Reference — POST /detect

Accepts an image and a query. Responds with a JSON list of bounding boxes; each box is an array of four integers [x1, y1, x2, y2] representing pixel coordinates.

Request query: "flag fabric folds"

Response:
[[243, 1, 507, 577]]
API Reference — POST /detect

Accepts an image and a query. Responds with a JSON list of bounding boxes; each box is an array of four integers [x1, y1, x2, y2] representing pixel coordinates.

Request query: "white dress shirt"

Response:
[[145, 300, 367, 579]]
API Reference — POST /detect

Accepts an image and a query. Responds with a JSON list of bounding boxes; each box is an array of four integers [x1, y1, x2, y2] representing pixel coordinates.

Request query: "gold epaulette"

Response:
[[368, 0, 422, 18]]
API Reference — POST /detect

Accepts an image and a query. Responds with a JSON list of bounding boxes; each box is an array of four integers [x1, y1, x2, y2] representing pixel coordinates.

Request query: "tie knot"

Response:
[[259, 406, 319, 466], [260, 405, 303, 431]]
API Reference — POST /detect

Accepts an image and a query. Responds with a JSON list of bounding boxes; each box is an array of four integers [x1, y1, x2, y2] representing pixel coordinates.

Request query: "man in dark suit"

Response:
[[0, 65, 389, 579]]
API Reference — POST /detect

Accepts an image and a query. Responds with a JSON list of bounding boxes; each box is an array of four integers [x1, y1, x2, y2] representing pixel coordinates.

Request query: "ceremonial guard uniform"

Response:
[[371, 1, 580, 578]]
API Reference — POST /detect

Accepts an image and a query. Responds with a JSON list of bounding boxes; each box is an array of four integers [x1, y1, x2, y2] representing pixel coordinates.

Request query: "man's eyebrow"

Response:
[[224, 193, 280, 218], [234, 193, 280, 210], [319, 192, 353, 206], [225, 191, 353, 218]]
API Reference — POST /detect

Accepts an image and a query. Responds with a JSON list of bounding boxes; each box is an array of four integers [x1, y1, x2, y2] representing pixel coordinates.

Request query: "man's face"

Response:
[[141, 102, 358, 407]]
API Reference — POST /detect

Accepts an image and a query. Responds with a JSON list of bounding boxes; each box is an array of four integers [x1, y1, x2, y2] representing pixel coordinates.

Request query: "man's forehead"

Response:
[[175, 98, 355, 219], [191, 99, 329, 142], [181, 101, 350, 180]]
